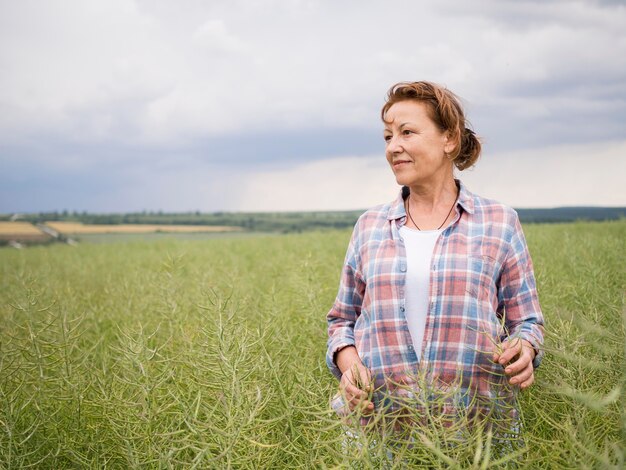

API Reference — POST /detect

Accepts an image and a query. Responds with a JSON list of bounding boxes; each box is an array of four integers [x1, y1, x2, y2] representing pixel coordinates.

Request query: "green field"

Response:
[[1, 221, 624, 468]]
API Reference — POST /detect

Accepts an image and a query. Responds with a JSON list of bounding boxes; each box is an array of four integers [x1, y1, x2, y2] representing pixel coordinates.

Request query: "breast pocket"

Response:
[[465, 256, 497, 302]]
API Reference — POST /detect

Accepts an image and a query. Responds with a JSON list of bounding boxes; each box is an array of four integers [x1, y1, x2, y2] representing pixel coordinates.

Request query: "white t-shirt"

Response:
[[398, 225, 443, 360]]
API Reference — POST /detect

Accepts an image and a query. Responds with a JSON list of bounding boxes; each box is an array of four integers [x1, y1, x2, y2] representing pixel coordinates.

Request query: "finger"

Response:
[[357, 400, 374, 413], [521, 339, 537, 361], [344, 390, 361, 412], [497, 339, 523, 366], [519, 373, 535, 389], [503, 351, 532, 375], [352, 364, 372, 392], [341, 378, 372, 412], [492, 341, 507, 363], [346, 392, 374, 412], [350, 370, 374, 413], [508, 364, 533, 385], [348, 392, 374, 410], [349, 400, 374, 413], [343, 381, 368, 401]]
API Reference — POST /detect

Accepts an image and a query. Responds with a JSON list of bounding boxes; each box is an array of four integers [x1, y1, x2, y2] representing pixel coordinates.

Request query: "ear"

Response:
[[443, 130, 459, 155]]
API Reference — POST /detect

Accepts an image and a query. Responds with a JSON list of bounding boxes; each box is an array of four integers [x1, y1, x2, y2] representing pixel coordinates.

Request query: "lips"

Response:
[[393, 160, 412, 168]]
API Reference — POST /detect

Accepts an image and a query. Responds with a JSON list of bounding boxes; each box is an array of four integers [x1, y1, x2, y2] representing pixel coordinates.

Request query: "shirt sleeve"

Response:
[[326, 222, 366, 380], [497, 212, 545, 369]]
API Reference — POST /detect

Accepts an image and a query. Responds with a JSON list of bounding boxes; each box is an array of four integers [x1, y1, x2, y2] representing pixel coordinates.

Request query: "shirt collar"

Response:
[[386, 179, 475, 221]]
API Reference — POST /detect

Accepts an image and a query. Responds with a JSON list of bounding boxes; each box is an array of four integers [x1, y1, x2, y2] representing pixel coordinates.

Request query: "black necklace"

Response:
[[405, 186, 459, 231]]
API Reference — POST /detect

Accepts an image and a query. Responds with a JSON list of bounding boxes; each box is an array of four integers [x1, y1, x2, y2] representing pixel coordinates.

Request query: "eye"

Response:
[[402, 129, 414, 136], [383, 134, 392, 142]]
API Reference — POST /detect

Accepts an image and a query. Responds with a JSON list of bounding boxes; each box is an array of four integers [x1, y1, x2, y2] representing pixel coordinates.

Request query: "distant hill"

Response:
[[514, 207, 625, 223], [2, 207, 624, 233]]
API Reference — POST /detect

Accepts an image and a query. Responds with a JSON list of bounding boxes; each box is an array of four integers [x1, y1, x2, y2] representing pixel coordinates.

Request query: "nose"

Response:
[[386, 135, 403, 154]]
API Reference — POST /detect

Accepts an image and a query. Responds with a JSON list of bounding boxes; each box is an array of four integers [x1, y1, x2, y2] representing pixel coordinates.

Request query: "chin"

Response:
[[394, 175, 418, 187]]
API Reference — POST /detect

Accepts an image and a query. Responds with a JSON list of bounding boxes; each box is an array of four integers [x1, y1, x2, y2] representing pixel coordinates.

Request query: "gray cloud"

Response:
[[1, 0, 624, 212]]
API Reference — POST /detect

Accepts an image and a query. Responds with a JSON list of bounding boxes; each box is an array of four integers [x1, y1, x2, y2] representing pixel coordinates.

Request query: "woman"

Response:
[[326, 82, 544, 429]]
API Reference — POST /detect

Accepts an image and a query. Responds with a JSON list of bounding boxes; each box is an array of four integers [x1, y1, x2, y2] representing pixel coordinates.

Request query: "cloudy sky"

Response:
[[1, 0, 625, 213]]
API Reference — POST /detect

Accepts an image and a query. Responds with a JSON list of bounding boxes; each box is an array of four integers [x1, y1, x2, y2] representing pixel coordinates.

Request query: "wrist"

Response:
[[335, 345, 360, 374], [522, 339, 537, 360]]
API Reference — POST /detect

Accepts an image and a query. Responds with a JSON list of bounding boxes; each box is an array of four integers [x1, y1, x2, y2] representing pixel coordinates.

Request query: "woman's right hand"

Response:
[[336, 346, 374, 413]]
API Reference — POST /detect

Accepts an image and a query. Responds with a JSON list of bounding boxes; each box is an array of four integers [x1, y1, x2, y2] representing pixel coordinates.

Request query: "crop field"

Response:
[[0, 221, 624, 468], [0, 222, 44, 235], [0, 222, 50, 244], [45, 222, 242, 234]]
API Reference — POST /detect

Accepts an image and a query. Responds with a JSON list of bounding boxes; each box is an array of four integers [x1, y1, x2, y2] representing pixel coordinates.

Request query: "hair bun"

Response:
[[456, 126, 481, 170]]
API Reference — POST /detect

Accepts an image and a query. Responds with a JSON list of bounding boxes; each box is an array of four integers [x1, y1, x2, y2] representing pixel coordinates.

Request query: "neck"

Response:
[[403, 173, 459, 231], [407, 174, 458, 211]]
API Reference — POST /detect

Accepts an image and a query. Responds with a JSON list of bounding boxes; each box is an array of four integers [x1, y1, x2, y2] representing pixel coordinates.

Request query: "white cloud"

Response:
[[239, 139, 626, 212], [240, 155, 398, 212], [461, 139, 626, 208], [2, 0, 624, 144], [1, 0, 625, 211], [193, 19, 249, 54]]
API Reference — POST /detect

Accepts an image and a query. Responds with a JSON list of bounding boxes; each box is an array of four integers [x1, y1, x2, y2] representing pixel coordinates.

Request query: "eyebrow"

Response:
[[384, 122, 412, 132]]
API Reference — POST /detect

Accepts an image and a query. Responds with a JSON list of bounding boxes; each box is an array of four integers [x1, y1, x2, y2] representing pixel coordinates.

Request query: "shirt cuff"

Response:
[[326, 340, 355, 380]]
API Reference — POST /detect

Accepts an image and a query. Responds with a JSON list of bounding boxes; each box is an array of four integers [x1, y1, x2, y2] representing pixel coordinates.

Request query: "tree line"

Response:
[[2, 207, 624, 233]]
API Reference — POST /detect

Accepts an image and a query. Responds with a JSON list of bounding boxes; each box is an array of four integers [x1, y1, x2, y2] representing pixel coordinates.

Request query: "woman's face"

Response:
[[383, 100, 454, 188]]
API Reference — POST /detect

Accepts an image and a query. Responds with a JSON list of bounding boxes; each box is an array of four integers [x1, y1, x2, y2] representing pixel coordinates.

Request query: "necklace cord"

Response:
[[405, 186, 459, 231]]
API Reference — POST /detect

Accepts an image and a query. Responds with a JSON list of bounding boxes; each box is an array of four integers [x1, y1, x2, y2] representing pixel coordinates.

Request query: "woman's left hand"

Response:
[[493, 338, 536, 389]]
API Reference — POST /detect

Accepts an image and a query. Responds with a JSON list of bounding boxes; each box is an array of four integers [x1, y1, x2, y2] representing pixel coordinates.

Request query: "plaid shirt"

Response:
[[327, 181, 544, 415]]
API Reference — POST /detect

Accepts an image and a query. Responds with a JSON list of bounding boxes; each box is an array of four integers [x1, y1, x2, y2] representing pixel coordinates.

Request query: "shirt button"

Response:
[[400, 306, 405, 312], [408, 344, 414, 350], [400, 264, 406, 272]]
